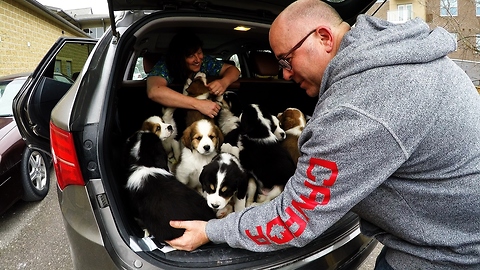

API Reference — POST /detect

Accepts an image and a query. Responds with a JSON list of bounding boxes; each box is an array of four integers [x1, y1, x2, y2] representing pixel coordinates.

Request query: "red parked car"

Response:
[[0, 73, 50, 215]]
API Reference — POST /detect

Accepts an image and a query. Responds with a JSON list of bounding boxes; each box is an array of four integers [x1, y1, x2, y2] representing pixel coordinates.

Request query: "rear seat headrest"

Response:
[[250, 51, 279, 77]]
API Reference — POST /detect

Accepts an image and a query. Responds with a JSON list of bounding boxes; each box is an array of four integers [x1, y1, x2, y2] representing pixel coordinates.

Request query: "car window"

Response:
[[53, 72, 74, 83], [53, 42, 95, 82], [133, 57, 148, 80], [0, 79, 26, 116], [229, 54, 242, 74]]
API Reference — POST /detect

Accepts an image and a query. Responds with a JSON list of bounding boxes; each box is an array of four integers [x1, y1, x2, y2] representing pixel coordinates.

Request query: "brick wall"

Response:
[[0, 0, 84, 77]]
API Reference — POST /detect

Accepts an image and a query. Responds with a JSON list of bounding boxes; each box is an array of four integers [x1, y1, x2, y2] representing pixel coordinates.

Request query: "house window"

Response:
[[398, 4, 413, 21], [476, 1, 480, 16], [476, 35, 480, 52], [440, 0, 458, 16]]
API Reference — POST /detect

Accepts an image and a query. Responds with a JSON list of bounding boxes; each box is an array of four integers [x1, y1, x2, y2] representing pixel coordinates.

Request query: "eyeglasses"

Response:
[[278, 29, 316, 71]]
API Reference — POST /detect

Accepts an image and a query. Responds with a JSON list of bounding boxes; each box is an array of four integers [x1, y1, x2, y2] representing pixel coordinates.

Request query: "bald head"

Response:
[[269, 0, 351, 97], [272, 0, 344, 36]]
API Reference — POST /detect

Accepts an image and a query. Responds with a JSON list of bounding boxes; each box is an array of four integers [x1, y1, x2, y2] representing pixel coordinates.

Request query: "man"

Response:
[[167, 0, 480, 269]]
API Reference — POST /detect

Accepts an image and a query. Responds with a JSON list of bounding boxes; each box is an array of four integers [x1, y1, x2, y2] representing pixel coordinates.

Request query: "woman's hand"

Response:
[[207, 79, 228, 96], [195, 99, 221, 118], [208, 63, 240, 96], [166, 220, 210, 251]]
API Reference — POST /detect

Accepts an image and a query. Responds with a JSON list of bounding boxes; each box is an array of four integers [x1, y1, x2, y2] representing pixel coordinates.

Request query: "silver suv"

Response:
[[14, 0, 378, 269]]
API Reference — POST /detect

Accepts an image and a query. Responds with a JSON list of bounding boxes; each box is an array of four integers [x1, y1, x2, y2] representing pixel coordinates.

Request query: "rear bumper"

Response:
[[57, 184, 377, 269], [57, 185, 117, 269]]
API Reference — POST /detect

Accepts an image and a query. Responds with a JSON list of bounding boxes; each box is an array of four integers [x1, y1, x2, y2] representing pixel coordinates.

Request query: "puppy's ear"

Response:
[[199, 164, 208, 185], [141, 120, 153, 132], [277, 112, 284, 122], [235, 171, 249, 200], [215, 125, 224, 149], [182, 125, 193, 149]]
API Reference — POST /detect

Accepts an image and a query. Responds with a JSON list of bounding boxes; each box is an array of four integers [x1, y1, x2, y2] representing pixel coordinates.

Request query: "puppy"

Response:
[[218, 91, 243, 158], [159, 108, 182, 164], [174, 119, 224, 192], [124, 130, 216, 242], [163, 73, 214, 144], [238, 104, 295, 204], [183, 71, 207, 95], [140, 115, 180, 164], [199, 153, 257, 218], [184, 72, 221, 128], [218, 91, 242, 135], [277, 108, 306, 164]]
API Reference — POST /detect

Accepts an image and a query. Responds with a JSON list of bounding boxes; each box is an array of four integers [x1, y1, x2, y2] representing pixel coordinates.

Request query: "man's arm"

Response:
[[166, 220, 209, 251]]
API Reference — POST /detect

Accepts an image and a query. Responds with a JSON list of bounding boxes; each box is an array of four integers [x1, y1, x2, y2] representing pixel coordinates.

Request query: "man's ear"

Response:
[[316, 26, 334, 53]]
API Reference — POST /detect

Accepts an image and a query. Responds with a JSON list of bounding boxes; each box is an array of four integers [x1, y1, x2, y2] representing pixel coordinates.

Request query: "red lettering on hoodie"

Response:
[[245, 157, 338, 245]]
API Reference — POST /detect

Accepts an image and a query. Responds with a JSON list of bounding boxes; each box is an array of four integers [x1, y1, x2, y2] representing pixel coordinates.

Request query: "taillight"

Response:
[[50, 121, 85, 190]]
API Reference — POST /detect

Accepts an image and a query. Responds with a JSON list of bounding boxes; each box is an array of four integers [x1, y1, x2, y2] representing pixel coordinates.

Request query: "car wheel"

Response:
[[20, 147, 50, 201]]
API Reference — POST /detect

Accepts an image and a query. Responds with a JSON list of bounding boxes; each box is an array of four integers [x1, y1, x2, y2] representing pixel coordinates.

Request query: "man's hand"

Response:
[[166, 220, 210, 251]]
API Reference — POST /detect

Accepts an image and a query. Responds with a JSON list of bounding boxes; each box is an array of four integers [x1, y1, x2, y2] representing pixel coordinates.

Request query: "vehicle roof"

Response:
[[109, 0, 378, 26], [0, 72, 31, 82]]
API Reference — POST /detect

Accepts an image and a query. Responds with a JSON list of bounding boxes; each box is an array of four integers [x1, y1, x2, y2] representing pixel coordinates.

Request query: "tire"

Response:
[[20, 147, 50, 201]]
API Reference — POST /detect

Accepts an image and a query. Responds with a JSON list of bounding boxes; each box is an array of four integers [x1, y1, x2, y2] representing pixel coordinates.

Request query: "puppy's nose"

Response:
[[167, 125, 173, 132], [211, 204, 220, 209], [204, 145, 210, 151]]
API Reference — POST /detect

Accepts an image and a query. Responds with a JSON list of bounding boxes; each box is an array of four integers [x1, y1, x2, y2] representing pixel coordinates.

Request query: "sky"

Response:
[[36, 0, 109, 14]]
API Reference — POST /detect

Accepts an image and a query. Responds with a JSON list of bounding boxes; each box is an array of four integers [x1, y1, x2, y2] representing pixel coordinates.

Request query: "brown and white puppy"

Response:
[[174, 119, 224, 193], [160, 108, 182, 164], [184, 72, 221, 128], [140, 115, 175, 141], [141, 114, 180, 168], [277, 108, 306, 165]]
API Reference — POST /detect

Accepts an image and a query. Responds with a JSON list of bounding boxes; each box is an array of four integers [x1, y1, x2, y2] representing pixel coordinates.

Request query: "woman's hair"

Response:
[[166, 31, 203, 83]]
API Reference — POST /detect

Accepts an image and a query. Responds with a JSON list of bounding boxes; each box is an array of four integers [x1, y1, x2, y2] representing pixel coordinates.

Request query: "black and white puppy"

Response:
[[218, 91, 243, 136], [218, 91, 243, 158], [238, 104, 294, 204], [199, 153, 257, 218], [124, 130, 215, 242]]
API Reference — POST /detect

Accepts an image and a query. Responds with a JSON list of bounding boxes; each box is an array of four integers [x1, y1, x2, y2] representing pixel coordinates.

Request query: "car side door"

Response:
[[13, 37, 97, 156]]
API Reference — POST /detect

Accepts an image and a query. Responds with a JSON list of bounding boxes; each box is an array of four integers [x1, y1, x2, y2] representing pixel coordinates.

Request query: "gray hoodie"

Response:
[[206, 15, 480, 269]]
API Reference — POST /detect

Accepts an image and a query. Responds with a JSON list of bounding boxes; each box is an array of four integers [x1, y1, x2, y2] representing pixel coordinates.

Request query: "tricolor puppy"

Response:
[[218, 91, 243, 158], [238, 104, 295, 204], [199, 153, 257, 218], [277, 108, 306, 165], [183, 71, 208, 95], [218, 91, 242, 135], [140, 115, 174, 141], [124, 130, 215, 242], [141, 115, 180, 164], [184, 72, 221, 128], [174, 119, 224, 192]]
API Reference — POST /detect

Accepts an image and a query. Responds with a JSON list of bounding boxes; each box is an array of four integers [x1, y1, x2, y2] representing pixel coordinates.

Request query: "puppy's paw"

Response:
[[256, 194, 268, 203], [221, 143, 240, 158], [249, 202, 263, 207], [215, 204, 233, 218]]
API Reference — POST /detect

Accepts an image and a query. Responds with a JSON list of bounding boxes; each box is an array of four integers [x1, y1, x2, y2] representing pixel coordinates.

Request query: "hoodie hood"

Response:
[[320, 15, 457, 95]]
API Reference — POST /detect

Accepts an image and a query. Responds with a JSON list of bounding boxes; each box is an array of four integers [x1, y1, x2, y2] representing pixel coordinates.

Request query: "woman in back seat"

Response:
[[146, 31, 240, 119]]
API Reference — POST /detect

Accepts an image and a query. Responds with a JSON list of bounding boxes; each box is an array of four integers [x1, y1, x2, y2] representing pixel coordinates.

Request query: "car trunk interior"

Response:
[[98, 11, 372, 268]]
